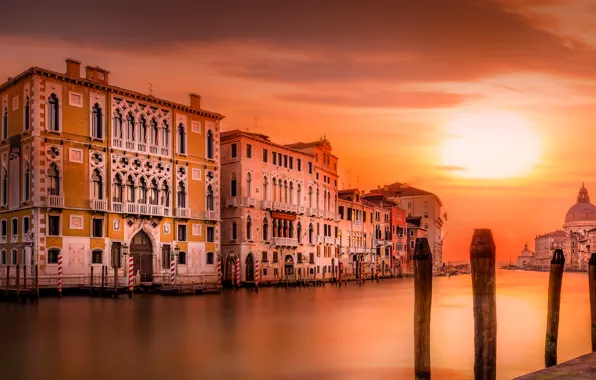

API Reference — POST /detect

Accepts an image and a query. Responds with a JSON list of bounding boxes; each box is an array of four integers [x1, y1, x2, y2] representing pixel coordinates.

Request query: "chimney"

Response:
[[66, 59, 81, 78], [189, 93, 201, 109], [85, 65, 109, 83]]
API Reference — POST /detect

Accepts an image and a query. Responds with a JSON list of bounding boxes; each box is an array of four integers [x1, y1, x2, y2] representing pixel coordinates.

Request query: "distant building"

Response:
[[516, 243, 534, 268], [406, 216, 426, 274], [369, 182, 445, 268]]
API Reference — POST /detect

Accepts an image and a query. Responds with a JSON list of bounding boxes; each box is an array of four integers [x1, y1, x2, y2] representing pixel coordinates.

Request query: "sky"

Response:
[[2, 0, 596, 262]]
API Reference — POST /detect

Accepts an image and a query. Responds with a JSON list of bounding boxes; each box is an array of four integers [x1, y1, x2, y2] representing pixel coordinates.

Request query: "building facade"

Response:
[[220, 131, 340, 284], [0, 59, 222, 285], [516, 243, 534, 268]]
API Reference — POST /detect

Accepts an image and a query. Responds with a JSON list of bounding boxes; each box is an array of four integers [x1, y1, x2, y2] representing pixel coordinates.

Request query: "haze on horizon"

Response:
[[2, 0, 595, 262]]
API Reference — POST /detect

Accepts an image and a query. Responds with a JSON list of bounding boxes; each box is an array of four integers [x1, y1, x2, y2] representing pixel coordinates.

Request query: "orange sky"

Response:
[[2, 0, 596, 262]]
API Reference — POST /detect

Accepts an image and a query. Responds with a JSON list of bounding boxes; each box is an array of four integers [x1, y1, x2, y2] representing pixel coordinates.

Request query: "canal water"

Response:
[[0, 270, 591, 380]]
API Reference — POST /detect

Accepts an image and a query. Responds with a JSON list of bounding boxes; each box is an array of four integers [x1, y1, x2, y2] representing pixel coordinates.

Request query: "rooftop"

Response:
[[369, 182, 442, 206]]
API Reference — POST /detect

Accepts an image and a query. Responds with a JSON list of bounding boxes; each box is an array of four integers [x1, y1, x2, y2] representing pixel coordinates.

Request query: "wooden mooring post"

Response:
[[34, 265, 39, 302], [101, 265, 105, 296], [16, 264, 20, 298], [90, 266, 94, 296], [545, 248, 565, 368], [5, 265, 10, 297], [414, 237, 432, 380], [113, 266, 118, 298], [589, 253, 596, 352], [470, 229, 497, 380]]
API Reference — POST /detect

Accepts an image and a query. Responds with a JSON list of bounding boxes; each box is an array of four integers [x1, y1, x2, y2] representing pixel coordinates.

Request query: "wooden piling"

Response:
[[590, 253, 596, 352], [5, 265, 10, 297], [414, 237, 432, 380], [113, 266, 118, 298], [35, 265, 39, 302], [545, 248, 565, 367], [101, 266, 105, 296], [16, 264, 20, 298], [90, 266, 94, 296], [23, 265, 27, 291], [470, 229, 497, 380]]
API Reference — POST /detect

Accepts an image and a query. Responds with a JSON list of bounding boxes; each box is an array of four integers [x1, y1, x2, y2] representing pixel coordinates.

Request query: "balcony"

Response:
[[244, 197, 256, 207], [353, 220, 363, 226], [273, 237, 298, 247], [308, 208, 317, 217], [90, 199, 108, 212], [375, 239, 385, 247], [273, 202, 287, 212], [176, 208, 190, 218], [112, 138, 123, 149], [204, 210, 216, 220], [334, 213, 341, 222], [317, 210, 324, 218], [317, 235, 324, 244], [335, 238, 341, 245], [160, 147, 170, 156], [46, 195, 64, 208], [226, 197, 239, 207], [149, 145, 159, 155], [298, 206, 306, 215], [324, 236, 334, 244], [290, 204, 298, 213], [125, 140, 135, 150], [262, 200, 273, 210]]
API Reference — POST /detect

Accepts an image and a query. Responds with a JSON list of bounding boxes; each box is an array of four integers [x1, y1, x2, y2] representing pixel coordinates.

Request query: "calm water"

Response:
[[0, 270, 592, 380]]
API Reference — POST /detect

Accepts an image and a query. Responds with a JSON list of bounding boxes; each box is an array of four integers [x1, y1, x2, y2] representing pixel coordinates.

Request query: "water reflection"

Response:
[[0, 270, 592, 380]]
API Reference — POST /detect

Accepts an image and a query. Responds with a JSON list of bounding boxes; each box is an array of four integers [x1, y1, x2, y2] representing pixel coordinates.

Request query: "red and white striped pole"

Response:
[[235, 259, 240, 289], [128, 256, 134, 297], [57, 254, 63, 297], [170, 254, 176, 286], [216, 255, 222, 290], [255, 258, 260, 293]]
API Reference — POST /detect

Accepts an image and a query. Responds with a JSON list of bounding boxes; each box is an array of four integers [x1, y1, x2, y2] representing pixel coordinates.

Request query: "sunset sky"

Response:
[[3, 0, 596, 262]]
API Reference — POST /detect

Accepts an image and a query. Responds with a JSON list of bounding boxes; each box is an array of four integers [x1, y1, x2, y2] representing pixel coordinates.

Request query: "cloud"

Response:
[[437, 165, 468, 172]]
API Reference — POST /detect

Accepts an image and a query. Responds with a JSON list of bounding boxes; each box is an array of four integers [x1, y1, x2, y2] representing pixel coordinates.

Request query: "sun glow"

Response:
[[441, 111, 541, 179]]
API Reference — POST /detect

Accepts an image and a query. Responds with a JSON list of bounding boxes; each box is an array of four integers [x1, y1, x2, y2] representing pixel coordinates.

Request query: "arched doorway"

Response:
[[246, 253, 255, 282], [381, 261, 385, 277], [284, 255, 294, 278], [225, 255, 236, 284], [130, 230, 153, 282]]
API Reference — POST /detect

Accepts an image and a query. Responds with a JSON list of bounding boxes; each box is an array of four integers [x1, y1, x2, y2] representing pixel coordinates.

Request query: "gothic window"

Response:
[[91, 169, 103, 200], [297, 184, 302, 206], [92, 103, 103, 139], [126, 175, 135, 202], [272, 178, 277, 201], [139, 116, 147, 144], [47, 163, 60, 196], [297, 222, 302, 243], [177, 181, 186, 208], [23, 162, 30, 201], [231, 172, 237, 197], [289, 221, 294, 239], [232, 221, 237, 241], [246, 216, 252, 240], [149, 179, 159, 205], [308, 186, 313, 208], [263, 177, 268, 201], [138, 177, 147, 203], [48, 94, 59, 132], [113, 110, 123, 139], [150, 118, 158, 145], [206, 185, 214, 211], [207, 130, 214, 159], [309, 223, 313, 244], [1, 107, 6, 140], [161, 181, 170, 207], [263, 218, 268, 241], [162, 121, 169, 148], [126, 113, 135, 140], [113, 174, 123, 202], [24, 97, 30, 132], [177, 123, 186, 154], [246, 172, 252, 197]]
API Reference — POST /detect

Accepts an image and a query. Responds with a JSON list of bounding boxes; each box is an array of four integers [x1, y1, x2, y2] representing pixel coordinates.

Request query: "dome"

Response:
[[565, 184, 596, 223]]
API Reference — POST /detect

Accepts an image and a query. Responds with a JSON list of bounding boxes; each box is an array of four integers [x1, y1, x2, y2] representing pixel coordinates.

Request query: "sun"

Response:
[[440, 111, 541, 179]]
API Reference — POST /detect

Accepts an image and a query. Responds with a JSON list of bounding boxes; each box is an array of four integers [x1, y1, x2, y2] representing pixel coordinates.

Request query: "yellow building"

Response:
[[0, 59, 223, 286]]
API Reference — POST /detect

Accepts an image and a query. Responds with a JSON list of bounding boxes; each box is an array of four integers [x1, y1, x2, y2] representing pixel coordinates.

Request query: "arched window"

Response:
[[11, 249, 17, 265], [263, 177, 268, 201], [206, 252, 214, 265], [283, 220, 288, 237], [24, 97, 30, 132], [1, 107, 6, 140], [297, 222, 302, 243], [206, 185, 214, 211], [277, 219, 282, 237], [113, 110, 122, 139], [289, 182, 294, 205], [0, 250, 5, 265], [230, 172, 237, 197], [126, 113, 135, 140], [272, 178, 277, 202], [230, 221, 237, 241], [113, 174, 123, 202], [263, 218, 268, 241], [92, 103, 103, 139], [23, 162, 30, 201], [289, 222, 294, 239], [308, 186, 313, 208], [0, 220, 6, 238], [91, 169, 103, 200], [47, 163, 60, 196], [297, 184, 302, 206], [48, 94, 59, 132], [126, 176, 135, 202], [316, 188, 320, 209], [177, 181, 186, 208], [48, 248, 60, 264], [309, 223, 314, 244], [139, 116, 147, 145], [138, 177, 147, 203], [246, 173, 252, 197], [162, 121, 169, 148], [272, 219, 277, 238], [246, 216, 252, 240], [149, 179, 159, 205], [150, 119, 159, 145], [91, 249, 103, 264], [207, 130, 214, 159], [161, 181, 170, 207], [178, 123, 186, 154], [178, 251, 187, 265]]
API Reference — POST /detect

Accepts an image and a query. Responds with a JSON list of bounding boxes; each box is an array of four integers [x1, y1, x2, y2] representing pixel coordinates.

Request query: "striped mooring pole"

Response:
[[57, 254, 63, 297], [235, 259, 240, 288], [216, 255, 222, 290], [255, 258, 260, 292], [170, 255, 176, 286], [128, 256, 134, 297]]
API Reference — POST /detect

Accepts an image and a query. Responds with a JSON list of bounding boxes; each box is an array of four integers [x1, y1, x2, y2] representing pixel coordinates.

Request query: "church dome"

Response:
[[565, 184, 596, 223]]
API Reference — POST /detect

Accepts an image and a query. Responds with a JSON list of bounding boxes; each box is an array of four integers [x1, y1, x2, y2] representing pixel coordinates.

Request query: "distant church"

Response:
[[520, 184, 596, 270]]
